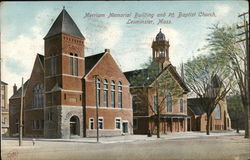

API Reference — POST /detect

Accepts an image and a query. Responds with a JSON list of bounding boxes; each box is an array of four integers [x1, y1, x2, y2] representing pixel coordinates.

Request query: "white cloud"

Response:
[[100, 22, 123, 49], [214, 4, 231, 17], [2, 9, 54, 99]]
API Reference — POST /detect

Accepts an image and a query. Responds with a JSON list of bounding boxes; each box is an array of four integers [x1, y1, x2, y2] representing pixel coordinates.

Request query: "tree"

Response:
[[184, 54, 233, 135], [130, 59, 184, 138], [206, 24, 250, 138]]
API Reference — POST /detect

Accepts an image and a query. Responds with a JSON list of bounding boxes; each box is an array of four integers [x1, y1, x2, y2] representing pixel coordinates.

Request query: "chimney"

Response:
[[13, 84, 17, 94], [105, 49, 110, 53]]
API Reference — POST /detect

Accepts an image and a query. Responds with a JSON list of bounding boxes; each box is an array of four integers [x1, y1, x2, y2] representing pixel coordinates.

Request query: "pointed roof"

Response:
[[44, 9, 84, 39]]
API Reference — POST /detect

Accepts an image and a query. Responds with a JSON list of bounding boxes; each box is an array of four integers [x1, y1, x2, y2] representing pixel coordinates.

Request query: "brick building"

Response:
[[1, 81, 9, 135], [124, 30, 190, 134], [9, 8, 133, 138]]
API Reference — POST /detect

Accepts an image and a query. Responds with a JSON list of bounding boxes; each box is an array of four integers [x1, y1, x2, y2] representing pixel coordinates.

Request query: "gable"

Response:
[[25, 54, 45, 96], [149, 65, 188, 94], [85, 52, 130, 85]]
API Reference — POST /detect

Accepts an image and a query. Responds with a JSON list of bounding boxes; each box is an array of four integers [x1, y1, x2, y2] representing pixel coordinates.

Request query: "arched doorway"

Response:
[[70, 116, 80, 136]]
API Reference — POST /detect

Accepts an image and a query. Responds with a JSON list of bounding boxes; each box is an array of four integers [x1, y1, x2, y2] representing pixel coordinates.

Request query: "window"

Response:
[[50, 56, 57, 75], [89, 118, 94, 130], [69, 53, 78, 76], [111, 80, 115, 108], [132, 96, 138, 112], [98, 118, 103, 129], [153, 96, 158, 112], [48, 112, 53, 121], [70, 54, 73, 75], [41, 120, 44, 129], [115, 118, 121, 129], [96, 78, 101, 107], [179, 99, 184, 112], [74, 54, 78, 76], [15, 119, 19, 133], [166, 93, 172, 112], [33, 83, 44, 108], [118, 81, 122, 108], [214, 104, 221, 120], [32, 120, 43, 130], [103, 80, 108, 107]]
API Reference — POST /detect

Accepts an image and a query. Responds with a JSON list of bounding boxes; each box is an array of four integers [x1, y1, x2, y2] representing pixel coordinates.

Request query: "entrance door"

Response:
[[122, 122, 128, 133], [70, 116, 79, 136]]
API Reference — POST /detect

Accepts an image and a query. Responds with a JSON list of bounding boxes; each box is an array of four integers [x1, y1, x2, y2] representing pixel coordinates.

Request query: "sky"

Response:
[[0, 1, 248, 98]]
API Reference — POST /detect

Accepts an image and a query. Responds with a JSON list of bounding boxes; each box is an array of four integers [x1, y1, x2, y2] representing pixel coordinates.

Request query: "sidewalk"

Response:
[[2, 130, 244, 145]]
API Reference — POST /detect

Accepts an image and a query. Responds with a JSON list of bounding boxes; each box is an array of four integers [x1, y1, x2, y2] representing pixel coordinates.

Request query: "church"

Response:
[[9, 8, 133, 138], [124, 30, 190, 134]]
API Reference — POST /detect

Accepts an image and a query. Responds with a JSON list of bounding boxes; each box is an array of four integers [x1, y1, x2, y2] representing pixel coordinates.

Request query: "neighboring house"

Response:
[[187, 77, 231, 131], [1, 81, 9, 135], [9, 8, 132, 138], [124, 30, 190, 134]]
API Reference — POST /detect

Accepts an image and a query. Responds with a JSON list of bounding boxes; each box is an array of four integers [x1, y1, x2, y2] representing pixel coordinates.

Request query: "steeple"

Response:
[[44, 8, 84, 39], [151, 29, 170, 70]]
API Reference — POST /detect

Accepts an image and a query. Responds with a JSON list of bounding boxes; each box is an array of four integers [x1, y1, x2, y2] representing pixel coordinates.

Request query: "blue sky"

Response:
[[0, 1, 248, 98]]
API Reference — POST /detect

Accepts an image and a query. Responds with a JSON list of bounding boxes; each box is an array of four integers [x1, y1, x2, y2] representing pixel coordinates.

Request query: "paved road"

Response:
[[1, 133, 250, 160]]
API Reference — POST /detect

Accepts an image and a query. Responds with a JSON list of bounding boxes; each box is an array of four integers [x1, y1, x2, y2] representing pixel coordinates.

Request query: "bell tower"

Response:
[[43, 8, 85, 138], [151, 29, 170, 70]]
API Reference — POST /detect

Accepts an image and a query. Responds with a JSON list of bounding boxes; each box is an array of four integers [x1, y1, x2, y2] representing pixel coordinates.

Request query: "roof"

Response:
[[187, 98, 206, 115], [10, 79, 30, 99], [85, 52, 105, 74], [44, 9, 84, 39], [1, 81, 8, 85], [156, 29, 166, 41], [38, 53, 44, 67], [124, 63, 189, 92], [211, 74, 223, 88], [124, 69, 150, 86]]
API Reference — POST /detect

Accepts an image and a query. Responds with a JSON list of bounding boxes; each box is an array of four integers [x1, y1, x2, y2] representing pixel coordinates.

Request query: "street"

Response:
[[1, 131, 250, 160]]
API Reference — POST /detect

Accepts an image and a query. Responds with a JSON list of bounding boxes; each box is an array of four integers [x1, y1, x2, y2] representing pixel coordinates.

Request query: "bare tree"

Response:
[[206, 24, 249, 138], [184, 54, 233, 135]]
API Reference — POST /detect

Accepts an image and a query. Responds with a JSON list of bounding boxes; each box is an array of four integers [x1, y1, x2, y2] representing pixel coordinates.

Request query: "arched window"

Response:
[[118, 81, 122, 108], [159, 50, 165, 57], [111, 80, 115, 108], [103, 79, 108, 107], [179, 99, 183, 112], [96, 79, 101, 107], [214, 104, 221, 120], [74, 54, 78, 76], [33, 83, 44, 108], [69, 53, 78, 76], [70, 53, 74, 75], [166, 93, 172, 112], [50, 56, 57, 75]]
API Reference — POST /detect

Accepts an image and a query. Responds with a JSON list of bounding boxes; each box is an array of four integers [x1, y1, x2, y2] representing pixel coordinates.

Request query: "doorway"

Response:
[[122, 122, 128, 134], [70, 116, 80, 136]]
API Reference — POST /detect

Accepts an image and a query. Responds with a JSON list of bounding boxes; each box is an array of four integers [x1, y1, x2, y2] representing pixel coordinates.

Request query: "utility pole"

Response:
[[237, 11, 249, 138], [19, 78, 24, 146], [0, 19, 2, 157], [94, 75, 100, 143]]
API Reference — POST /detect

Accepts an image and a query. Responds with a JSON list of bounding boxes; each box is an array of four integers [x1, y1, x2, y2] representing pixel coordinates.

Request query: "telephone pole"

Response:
[[237, 11, 249, 138], [19, 78, 24, 146]]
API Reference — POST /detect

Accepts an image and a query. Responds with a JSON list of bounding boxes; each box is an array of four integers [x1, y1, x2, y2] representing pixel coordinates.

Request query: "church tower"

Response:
[[151, 29, 170, 70], [43, 8, 85, 138]]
